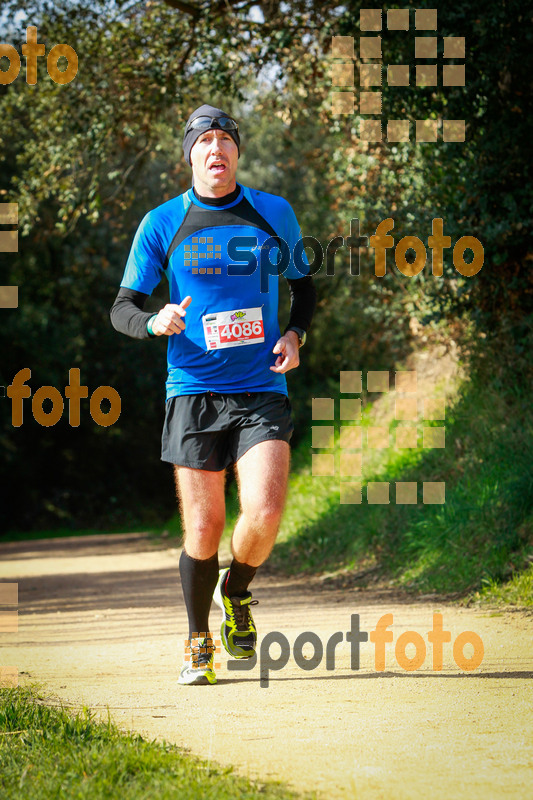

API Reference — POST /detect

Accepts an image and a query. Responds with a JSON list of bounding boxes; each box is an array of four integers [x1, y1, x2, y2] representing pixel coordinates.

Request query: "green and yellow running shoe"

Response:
[[178, 636, 217, 685], [213, 568, 258, 659]]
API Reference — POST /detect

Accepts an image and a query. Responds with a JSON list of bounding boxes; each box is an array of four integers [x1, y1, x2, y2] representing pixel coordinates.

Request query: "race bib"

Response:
[[202, 307, 265, 350]]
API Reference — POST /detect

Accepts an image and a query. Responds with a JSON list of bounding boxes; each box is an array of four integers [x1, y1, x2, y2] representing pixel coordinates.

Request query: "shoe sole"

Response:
[[178, 669, 217, 686]]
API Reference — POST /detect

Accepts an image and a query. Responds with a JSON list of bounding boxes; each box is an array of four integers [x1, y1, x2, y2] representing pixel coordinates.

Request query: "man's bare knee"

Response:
[[242, 502, 284, 533]]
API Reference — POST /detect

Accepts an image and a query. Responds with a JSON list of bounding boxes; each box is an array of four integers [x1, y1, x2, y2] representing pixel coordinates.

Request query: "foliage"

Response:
[[269, 324, 533, 604], [0, 0, 530, 534], [0, 0, 337, 530], [330, 0, 533, 327]]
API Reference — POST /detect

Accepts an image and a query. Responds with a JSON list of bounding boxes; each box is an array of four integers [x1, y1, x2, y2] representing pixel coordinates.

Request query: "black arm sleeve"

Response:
[[283, 275, 317, 334], [110, 287, 156, 340]]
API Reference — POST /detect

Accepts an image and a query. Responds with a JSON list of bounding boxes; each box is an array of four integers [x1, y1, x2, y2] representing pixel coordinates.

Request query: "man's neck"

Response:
[[193, 184, 240, 206]]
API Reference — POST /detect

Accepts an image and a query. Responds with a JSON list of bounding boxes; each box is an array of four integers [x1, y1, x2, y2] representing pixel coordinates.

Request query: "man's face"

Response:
[[190, 128, 239, 197]]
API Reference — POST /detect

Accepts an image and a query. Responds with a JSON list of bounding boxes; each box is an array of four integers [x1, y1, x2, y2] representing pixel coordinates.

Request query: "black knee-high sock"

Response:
[[179, 550, 219, 639], [225, 557, 257, 597]]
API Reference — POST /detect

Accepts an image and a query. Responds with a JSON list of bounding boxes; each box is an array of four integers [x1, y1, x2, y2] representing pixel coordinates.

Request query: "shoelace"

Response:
[[230, 597, 258, 630]]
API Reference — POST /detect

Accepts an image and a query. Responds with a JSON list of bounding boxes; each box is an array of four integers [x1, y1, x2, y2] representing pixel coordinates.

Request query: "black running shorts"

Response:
[[161, 391, 294, 470]]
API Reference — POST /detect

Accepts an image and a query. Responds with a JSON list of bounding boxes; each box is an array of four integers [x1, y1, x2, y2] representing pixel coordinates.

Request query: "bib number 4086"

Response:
[[219, 320, 263, 342]]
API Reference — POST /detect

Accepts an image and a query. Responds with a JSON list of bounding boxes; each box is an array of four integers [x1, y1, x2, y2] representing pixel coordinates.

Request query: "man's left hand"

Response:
[[270, 331, 300, 374]]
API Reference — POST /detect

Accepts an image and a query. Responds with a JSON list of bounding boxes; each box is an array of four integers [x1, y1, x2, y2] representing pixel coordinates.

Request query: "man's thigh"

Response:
[[230, 391, 294, 465], [235, 439, 290, 515]]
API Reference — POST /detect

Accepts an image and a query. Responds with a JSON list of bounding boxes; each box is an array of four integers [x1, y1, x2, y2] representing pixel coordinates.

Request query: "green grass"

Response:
[[0, 686, 310, 800], [268, 330, 533, 606], [472, 560, 533, 607]]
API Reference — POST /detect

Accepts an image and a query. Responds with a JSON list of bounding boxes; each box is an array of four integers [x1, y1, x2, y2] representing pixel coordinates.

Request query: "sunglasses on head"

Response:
[[186, 115, 239, 134]]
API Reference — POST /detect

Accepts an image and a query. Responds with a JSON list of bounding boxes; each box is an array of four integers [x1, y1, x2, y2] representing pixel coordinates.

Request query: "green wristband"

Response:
[[147, 314, 158, 337]]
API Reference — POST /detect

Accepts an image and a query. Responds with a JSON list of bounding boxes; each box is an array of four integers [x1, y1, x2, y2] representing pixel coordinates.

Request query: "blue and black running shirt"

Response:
[[120, 183, 310, 399]]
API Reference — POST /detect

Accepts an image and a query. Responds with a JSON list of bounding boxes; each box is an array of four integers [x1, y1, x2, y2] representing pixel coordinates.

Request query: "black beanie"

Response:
[[183, 104, 240, 166]]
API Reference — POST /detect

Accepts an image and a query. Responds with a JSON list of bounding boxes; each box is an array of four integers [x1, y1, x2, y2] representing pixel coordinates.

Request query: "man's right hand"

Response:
[[151, 296, 192, 336]]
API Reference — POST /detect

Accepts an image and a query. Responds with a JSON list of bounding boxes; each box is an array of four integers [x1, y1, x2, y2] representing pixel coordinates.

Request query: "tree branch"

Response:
[[161, 0, 202, 18], [178, 23, 198, 71], [163, 0, 258, 19], [212, 0, 257, 14]]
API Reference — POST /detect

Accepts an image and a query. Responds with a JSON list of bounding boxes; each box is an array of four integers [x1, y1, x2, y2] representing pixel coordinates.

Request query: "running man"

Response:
[[110, 103, 316, 685]]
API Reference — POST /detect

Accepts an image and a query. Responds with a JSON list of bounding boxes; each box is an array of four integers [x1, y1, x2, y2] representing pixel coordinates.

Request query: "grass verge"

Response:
[[0, 686, 310, 800], [269, 328, 533, 606]]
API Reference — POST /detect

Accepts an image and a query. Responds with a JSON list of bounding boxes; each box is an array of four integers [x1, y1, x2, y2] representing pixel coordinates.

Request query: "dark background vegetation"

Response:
[[1, 1, 531, 547]]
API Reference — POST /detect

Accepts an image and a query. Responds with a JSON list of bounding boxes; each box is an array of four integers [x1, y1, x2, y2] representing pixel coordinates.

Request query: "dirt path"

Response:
[[1, 533, 532, 799]]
